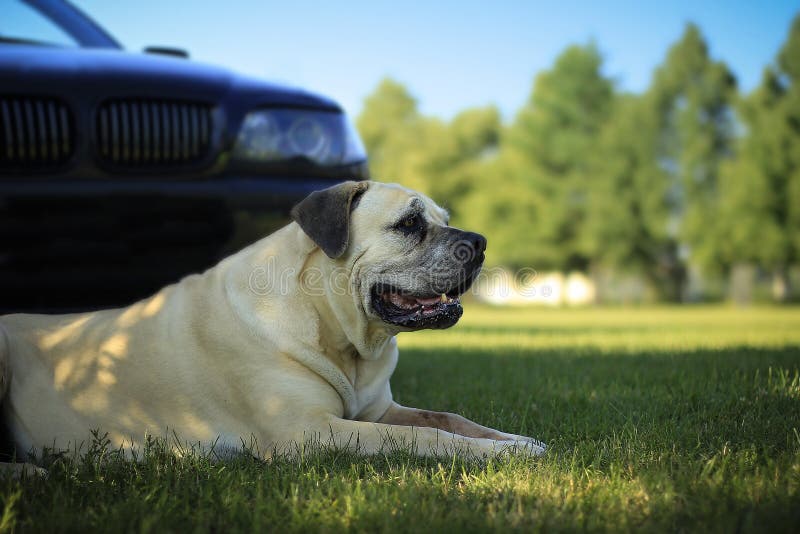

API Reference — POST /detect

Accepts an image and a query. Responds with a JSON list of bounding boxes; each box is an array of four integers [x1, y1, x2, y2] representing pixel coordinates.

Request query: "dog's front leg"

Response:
[[294, 415, 540, 459], [378, 402, 545, 454]]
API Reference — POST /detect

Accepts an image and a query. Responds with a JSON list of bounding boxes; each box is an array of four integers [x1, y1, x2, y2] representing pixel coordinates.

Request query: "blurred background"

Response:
[[9, 0, 800, 306]]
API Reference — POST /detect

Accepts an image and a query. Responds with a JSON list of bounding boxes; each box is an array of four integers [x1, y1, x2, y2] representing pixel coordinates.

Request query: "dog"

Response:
[[0, 181, 545, 468]]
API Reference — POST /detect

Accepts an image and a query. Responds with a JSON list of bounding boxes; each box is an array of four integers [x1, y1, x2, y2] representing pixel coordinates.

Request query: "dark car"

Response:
[[0, 0, 369, 312]]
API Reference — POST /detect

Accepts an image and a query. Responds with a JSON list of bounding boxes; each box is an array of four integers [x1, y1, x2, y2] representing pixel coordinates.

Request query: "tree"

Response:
[[502, 43, 614, 271], [358, 79, 503, 226], [646, 24, 738, 297], [424, 106, 501, 218], [585, 94, 679, 298], [356, 78, 437, 193], [718, 15, 800, 301], [357, 78, 418, 162], [457, 150, 547, 269]]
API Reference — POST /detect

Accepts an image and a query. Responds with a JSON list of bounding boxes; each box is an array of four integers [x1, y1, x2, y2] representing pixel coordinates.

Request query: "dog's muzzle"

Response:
[[371, 231, 486, 330]]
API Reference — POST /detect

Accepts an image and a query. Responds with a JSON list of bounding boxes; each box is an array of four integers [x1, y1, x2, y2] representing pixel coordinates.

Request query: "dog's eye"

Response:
[[394, 214, 425, 237]]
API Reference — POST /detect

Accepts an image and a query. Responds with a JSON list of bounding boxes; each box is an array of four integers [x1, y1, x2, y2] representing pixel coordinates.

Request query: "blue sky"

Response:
[[73, 0, 798, 121]]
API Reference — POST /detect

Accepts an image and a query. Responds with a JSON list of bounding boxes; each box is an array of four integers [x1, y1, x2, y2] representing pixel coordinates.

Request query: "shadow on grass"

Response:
[[393, 345, 800, 459]]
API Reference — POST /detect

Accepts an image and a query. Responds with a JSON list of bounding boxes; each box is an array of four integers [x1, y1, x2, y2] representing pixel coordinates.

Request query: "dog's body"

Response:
[[0, 182, 544, 463]]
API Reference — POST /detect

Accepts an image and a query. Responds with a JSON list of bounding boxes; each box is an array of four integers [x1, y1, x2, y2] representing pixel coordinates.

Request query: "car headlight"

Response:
[[233, 109, 366, 166]]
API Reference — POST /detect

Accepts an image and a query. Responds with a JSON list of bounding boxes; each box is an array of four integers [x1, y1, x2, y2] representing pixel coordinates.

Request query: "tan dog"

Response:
[[0, 181, 545, 466]]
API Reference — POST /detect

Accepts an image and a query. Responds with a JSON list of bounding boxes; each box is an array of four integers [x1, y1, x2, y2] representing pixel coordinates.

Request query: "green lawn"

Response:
[[2, 306, 799, 532]]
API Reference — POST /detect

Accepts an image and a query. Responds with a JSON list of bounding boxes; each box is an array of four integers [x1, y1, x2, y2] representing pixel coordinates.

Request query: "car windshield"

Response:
[[0, 0, 120, 48]]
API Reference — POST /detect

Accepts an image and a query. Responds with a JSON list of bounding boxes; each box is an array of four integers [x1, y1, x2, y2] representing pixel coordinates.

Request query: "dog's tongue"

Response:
[[387, 293, 446, 309], [388, 293, 417, 309]]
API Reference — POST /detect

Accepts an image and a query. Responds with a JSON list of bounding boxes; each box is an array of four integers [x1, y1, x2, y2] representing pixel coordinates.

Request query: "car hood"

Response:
[[0, 44, 340, 110]]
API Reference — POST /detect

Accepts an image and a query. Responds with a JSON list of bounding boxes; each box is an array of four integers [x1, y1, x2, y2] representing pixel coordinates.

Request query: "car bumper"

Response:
[[0, 176, 349, 313], [0, 176, 346, 209]]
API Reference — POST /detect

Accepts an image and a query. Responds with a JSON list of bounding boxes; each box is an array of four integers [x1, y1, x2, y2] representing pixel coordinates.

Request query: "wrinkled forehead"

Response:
[[357, 182, 449, 225]]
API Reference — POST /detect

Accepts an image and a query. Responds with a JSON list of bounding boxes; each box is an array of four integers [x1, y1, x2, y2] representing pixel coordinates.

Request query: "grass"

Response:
[[2, 305, 799, 532]]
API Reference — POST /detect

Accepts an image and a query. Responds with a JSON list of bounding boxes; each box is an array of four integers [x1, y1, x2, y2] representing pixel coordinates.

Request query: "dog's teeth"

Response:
[[441, 293, 447, 302], [389, 292, 419, 309]]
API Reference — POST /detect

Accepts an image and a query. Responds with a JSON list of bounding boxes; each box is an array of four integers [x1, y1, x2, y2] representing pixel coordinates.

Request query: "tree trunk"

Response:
[[644, 263, 686, 302], [772, 266, 791, 303], [645, 242, 687, 303]]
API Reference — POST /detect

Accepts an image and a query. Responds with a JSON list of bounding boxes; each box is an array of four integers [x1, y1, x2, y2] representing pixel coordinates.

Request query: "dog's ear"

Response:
[[291, 181, 370, 259]]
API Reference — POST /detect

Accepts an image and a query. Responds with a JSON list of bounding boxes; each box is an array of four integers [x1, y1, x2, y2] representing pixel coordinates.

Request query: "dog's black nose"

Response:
[[463, 232, 487, 255]]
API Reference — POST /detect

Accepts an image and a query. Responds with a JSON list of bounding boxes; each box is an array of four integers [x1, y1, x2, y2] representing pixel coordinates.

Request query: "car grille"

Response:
[[0, 96, 75, 171], [95, 99, 214, 169]]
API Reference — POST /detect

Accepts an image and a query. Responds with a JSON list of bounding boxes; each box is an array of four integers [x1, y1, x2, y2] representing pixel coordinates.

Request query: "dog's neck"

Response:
[[302, 247, 394, 361], [220, 223, 393, 362], [216, 223, 395, 419]]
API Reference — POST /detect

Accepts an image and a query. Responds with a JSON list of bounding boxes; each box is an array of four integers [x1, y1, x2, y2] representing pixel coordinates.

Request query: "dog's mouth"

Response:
[[370, 271, 478, 330]]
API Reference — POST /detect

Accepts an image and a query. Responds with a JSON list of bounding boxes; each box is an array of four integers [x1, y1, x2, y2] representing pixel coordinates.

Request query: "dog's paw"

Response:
[[522, 437, 547, 454], [496, 433, 547, 455], [498, 438, 546, 457]]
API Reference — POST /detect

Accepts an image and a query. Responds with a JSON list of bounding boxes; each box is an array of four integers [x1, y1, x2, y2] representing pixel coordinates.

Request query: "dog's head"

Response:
[[291, 181, 486, 331]]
